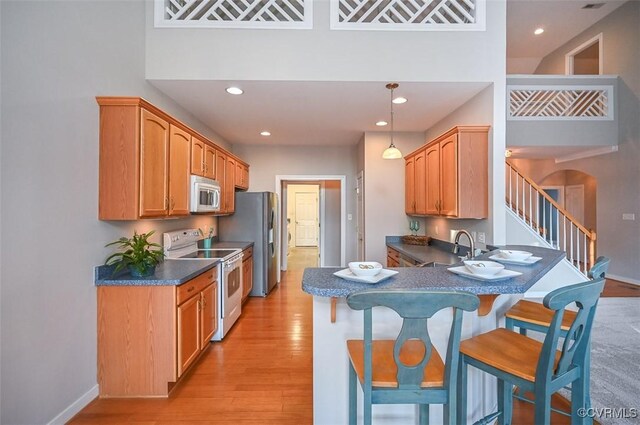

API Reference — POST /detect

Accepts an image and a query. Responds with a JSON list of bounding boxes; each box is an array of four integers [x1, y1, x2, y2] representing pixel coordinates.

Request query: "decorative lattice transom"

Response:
[[508, 86, 614, 120], [155, 0, 313, 28], [331, 0, 485, 30]]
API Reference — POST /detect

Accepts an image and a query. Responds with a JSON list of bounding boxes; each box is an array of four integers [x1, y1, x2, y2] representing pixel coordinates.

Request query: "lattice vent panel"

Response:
[[331, 0, 484, 30], [508, 86, 613, 120], [156, 0, 312, 28]]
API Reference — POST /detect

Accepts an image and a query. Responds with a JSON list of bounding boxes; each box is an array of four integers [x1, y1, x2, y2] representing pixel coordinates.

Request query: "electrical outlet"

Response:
[[435, 226, 439, 235], [347, 214, 353, 221], [478, 232, 486, 243], [622, 213, 635, 221]]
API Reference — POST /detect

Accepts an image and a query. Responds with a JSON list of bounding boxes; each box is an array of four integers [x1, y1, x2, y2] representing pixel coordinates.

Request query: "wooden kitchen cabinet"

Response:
[[405, 156, 415, 214], [97, 97, 250, 220], [404, 150, 426, 215], [98, 266, 219, 397], [405, 126, 489, 219], [387, 247, 401, 268], [216, 150, 227, 212], [235, 161, 249, 190], [242, 246, 254, 302], [226, 157, 236, 213]]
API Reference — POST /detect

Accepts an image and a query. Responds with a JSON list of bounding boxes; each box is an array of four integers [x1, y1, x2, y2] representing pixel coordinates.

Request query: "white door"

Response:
[[295, 192, 318, 247], [565, 185, 585, 224]]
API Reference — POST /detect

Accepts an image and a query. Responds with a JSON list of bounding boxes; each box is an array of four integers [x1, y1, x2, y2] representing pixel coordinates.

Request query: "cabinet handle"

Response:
[[187, 286, 195, 293], [202, 297, 207, 308], [197, 299, 201, 312], [170, 197, 175, 210], [165, 197, 169, 210]]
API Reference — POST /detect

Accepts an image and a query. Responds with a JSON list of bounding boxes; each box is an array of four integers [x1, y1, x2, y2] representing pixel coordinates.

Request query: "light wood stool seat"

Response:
[[348, 340, 445, 388], [506, 299, 577, 333]]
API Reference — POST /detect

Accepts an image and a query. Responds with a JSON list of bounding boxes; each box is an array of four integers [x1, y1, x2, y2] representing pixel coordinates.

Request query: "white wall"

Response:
[[323, 180, 342, 267], [363, 132, 426, 264], [146, 0, 507, 84], [515, 1, 640, 282], [0, 1, 226, 423], [233, 143, 358, 263], [422, 85, 499, 248]]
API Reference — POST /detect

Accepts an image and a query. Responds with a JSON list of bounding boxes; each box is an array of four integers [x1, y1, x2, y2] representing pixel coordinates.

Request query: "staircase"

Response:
[[505, 161, 596, 276]]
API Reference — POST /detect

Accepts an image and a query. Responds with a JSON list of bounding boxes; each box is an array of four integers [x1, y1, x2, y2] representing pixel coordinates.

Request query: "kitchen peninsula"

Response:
[[302, 246, 565, 424]]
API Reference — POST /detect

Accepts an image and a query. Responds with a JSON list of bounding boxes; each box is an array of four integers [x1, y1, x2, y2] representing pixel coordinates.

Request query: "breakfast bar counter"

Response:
[[302, 246, 567, 425]]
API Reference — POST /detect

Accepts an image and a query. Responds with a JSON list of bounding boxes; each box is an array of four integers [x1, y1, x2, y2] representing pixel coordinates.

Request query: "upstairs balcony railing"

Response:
[[506, 161, 596, 275]]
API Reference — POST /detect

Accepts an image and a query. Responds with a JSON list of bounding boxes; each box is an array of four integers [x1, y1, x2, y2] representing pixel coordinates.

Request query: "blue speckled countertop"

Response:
[[302, 245, 565, 297], [95, 259, 219, 286], [386, 237, 462, 265]]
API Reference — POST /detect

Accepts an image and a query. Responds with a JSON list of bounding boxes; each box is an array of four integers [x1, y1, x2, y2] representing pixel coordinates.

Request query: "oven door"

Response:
[[223, 256, 243, 318]]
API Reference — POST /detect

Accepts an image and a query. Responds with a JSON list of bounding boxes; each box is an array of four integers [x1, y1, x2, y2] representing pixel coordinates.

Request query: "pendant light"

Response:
[[382, 83, 403, 159]]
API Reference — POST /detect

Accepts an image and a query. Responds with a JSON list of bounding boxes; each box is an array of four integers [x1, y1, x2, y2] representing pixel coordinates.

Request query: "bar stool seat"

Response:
[[506, 299, 577, 334]]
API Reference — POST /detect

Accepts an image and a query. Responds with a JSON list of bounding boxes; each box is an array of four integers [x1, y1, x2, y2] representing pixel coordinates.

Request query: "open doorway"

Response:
[[565, 33, 603, 75], [276, 175, 346, 273], [286, 184, 320, 270]]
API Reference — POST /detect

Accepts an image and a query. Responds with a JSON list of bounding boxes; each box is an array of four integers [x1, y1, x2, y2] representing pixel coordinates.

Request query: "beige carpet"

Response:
[[287, 246, 318, 270]]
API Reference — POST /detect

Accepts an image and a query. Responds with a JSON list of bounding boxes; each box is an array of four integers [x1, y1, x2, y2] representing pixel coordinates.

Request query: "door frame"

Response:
[[565, 33, 603, 75], [276, 175, 346, 271]]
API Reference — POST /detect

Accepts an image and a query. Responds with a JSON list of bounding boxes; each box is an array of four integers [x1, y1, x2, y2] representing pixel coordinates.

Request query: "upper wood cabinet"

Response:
[[405, 156, 415, 214], [215, 150, 227, 212], [97, 97, 249, 220], [405, 126, 489, 219], [405, 149, 427, 215], [226, 157, 236, 213], [235, 162, 249, 190]]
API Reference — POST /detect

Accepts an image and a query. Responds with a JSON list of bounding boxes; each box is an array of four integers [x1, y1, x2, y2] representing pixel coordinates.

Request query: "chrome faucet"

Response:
[[453, 230, 475, 260]]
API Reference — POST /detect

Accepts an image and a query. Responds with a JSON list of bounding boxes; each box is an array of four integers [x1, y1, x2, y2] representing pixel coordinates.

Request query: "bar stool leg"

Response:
[[572, 368, 589, 425], [497, 379, 513, 425], [534, 388, 552, 425], [364, 386, 372, 425], [419, 404, 429, 425], [349, 363, 357, 425], [457, 354, 468, 424]]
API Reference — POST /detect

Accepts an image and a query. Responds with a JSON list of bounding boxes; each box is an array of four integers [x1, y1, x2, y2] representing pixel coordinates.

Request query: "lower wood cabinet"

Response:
[[242, 247, 254, 302], [387, 247, 400, 267], [97, 266, 218, 397]]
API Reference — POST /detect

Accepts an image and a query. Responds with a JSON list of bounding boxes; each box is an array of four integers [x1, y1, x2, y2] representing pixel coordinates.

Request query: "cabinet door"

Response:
[[177, 295, 200, 377], [439, 134, 458, 216], [226, 157, 236, 213], [139, 109, 169, 218], [243, 166, 249, 189], [191, 137, 205, 176], [168, 125, 191, 216], [235, 161, 243, 187], [215, 151, 227, 212], [414, 150, 427, 214], [425, 143, 441, 215], [405, 156, 415, 214], [204, 144, 216, 180], [242, 256, 253, 300], [200, 283, 217, 346]]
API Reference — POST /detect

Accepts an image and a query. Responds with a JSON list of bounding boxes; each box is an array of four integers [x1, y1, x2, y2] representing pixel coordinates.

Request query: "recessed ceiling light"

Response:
[[534, 28, 544, 35], [376, 121, 388, 126], [226, 87, 243, 95], [392, 97, 408, 104], [260, 131, 271, 136]]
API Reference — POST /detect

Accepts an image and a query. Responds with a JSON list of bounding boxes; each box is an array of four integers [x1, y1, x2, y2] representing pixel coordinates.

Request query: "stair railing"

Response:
[[505, 161, 596, 275]]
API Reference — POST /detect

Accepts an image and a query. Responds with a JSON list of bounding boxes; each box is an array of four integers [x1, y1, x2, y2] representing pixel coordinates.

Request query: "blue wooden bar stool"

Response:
[[346, 289, 479, 425], [457, 278, 606, 425], [504, 256, 610, 419]]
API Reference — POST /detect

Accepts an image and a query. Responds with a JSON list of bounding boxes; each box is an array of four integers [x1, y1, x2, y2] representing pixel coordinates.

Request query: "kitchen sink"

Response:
[[417, 261, 452, 268]]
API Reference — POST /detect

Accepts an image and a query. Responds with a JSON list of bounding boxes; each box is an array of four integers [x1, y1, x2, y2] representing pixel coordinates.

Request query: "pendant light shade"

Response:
[[382, 83, 402, 160]]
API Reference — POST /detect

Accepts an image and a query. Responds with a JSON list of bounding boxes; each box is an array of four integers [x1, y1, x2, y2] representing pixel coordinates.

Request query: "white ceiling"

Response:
[[150, 80, 490, 146], [149, 1, 626, 151]]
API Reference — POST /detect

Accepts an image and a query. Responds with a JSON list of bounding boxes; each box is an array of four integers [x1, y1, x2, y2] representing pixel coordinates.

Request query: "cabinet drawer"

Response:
[[243, 246, 253, 259], [387, 247, 400, 261], [177, 266, 217, 305]]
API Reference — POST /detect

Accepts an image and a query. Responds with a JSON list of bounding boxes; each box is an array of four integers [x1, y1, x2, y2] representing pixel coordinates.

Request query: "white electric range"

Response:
[[164, 229, 243, 341]]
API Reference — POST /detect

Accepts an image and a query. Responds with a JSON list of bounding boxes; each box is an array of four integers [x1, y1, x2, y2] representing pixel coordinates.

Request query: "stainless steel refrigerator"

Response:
[[218, 192, 279, 296]]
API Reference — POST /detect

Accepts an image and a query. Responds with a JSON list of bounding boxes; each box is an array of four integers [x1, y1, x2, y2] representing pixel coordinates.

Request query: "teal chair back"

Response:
[[536, 278, 606, 383], [588, 256, 610, 279], [347, 290, 479, 391]]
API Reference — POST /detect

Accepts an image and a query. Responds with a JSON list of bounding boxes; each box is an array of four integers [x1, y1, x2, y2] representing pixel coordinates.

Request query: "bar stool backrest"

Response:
[[538, 278, 605, 382], [588, 256, 610, 280], [347, 290, 479, 390]]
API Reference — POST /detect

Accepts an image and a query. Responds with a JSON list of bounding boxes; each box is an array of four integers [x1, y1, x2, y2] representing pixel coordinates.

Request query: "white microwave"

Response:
[[190, 175, 221, 213]]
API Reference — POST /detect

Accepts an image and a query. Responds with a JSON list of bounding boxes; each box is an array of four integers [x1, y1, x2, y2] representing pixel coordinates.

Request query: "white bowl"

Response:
[[463, 260, 505, 277], [348, 261, 383, 277], [499, 250, 533, 261]]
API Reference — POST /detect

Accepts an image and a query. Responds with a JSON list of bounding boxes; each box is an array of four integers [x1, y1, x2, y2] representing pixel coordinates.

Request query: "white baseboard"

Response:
[[606, 273, 640, 286], [47, 384, 98, 425]]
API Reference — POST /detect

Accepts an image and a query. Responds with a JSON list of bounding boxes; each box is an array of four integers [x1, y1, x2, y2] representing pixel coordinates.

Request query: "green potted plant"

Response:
[[105, 230, 164, 277]]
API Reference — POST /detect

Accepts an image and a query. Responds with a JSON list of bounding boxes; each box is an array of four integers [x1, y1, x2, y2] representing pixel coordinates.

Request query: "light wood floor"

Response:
[[287, 246, 318, 270], [71, 276, 637, 424]]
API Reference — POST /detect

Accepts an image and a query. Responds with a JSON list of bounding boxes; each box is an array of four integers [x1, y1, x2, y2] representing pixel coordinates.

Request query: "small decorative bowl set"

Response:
[[334, 262, 398, 283], [447, 250, 541, 282]]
